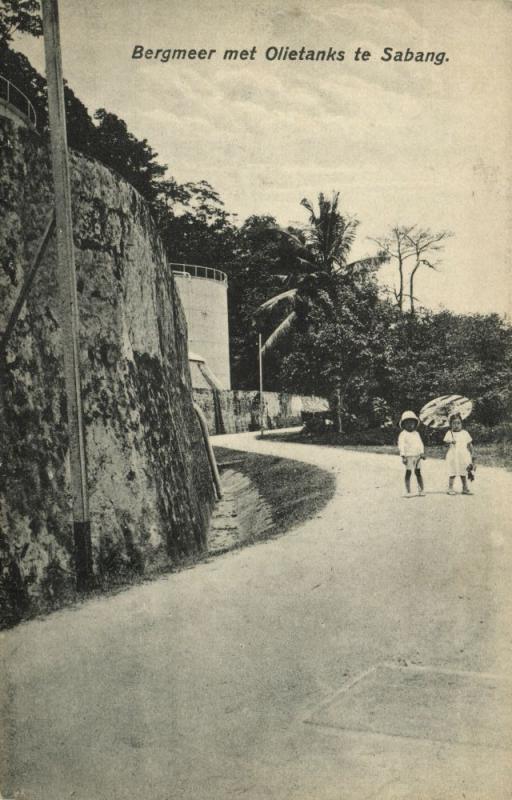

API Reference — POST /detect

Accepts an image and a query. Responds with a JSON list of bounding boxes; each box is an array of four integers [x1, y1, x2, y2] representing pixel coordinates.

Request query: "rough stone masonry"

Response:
[[0, 117, 215, 626]]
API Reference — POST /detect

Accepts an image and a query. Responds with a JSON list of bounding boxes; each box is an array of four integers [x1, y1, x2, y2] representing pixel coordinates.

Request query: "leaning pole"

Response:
[[42, 0, 93, 589]]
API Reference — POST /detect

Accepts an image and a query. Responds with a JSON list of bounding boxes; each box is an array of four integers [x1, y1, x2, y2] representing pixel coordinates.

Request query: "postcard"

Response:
[[1, 1, 511, 798]]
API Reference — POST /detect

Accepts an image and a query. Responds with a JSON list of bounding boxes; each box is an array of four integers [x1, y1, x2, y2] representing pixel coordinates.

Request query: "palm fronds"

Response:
[[261, 311, 297, 356], [300, 193, 360, 271], [256, 288, 297, 316], [342, 253, 390, 273], [255, 191, 385, 355]]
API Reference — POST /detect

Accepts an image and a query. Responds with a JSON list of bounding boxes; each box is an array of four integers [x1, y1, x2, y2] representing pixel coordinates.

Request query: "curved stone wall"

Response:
[[0, 118, 215, 625]]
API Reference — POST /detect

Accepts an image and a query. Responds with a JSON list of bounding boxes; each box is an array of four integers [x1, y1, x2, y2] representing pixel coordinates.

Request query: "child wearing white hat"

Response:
[[398, 410, 426, 497]]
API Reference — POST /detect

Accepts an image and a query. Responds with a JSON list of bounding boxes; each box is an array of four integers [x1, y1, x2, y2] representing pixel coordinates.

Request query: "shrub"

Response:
[[474, 389, 512, 427], [465, 421, 512, 444]]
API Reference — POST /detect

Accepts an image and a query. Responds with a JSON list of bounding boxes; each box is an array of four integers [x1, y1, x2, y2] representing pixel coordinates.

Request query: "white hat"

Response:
[[399, 410, 419, 428]]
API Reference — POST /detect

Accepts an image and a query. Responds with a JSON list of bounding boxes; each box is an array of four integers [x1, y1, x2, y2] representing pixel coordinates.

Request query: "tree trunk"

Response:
[[409, 263, 420, 315], [398, 257, 404, 313], [331, 385, 343, 433]]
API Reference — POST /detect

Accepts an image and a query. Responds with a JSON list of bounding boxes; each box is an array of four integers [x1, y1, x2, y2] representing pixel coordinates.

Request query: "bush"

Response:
[[474, 389, 512, 427], [301, 410, 333, 433], [464, 421, 512, 444]]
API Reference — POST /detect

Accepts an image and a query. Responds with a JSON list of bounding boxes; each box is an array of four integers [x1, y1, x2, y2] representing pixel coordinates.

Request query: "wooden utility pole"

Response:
[[42, 0, 92, 589], [258, 333, 264, 438]]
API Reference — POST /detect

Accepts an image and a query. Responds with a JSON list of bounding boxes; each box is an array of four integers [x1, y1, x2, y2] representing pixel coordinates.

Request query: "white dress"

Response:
[[444, 429, 472, 476]]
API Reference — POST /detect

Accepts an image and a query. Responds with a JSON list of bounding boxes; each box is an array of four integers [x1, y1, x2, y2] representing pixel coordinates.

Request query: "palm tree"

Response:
[[255, 192, 387, 431], [256, 192, 386, 354]]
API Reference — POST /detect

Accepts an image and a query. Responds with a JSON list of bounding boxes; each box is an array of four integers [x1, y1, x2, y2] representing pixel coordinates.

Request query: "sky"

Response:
[[14, 0, 512, 316]]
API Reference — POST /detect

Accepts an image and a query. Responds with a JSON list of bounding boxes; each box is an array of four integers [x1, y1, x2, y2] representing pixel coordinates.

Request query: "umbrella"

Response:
[[419, 394, 473, 429]]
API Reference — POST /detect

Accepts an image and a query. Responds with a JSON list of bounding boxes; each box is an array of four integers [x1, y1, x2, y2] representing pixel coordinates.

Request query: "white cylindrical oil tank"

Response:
[[0, 76, 38, 128], [172, 264, 231, 389]]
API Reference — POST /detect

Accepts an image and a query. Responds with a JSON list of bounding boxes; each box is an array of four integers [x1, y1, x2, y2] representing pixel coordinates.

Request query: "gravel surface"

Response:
[[1, 430, 511, 800]]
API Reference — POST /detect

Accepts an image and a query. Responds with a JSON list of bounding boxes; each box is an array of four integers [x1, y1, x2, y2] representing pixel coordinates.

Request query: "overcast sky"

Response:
[[15, 0, 512, 316]]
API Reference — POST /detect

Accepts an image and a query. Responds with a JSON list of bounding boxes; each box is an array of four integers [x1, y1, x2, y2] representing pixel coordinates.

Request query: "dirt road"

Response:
[[1, 432, 511, 799]]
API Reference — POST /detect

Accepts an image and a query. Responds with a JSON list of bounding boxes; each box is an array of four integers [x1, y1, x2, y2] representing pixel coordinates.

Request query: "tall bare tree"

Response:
[[373, 225, 452, 314]]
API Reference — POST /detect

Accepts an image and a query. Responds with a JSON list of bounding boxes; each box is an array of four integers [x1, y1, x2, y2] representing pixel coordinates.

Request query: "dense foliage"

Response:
[[0, 0, 42, 46], [274, 303, 512, 431]]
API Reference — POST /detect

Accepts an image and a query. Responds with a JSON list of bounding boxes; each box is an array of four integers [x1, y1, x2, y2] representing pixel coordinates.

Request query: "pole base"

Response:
[[73, 520, 94, 591]]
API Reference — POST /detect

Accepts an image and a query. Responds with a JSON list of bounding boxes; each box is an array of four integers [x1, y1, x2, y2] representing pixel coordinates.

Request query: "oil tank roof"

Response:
[[0, 76, 37, 128], [170, 263, 227, 285]]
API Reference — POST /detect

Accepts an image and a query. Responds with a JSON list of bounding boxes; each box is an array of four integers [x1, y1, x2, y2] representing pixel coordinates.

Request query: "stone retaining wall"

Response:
[[0, 119, 215, 625], [193, 388, 329, 435]]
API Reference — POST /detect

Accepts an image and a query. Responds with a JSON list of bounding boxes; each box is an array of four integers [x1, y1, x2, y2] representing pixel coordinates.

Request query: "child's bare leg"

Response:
[[461, 475, 471, 493], [415, 468, 424, 492], [404, 469, 412, 494]]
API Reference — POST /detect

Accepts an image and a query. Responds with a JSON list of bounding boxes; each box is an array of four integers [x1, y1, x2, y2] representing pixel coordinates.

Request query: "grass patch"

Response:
[[340, 444, 512, 471], [214, 446, 337, 539], [263, 430, 512, 472]]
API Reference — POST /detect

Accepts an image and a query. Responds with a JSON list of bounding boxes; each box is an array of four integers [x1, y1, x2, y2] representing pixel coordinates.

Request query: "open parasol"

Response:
[[419, 394, 473, 429]]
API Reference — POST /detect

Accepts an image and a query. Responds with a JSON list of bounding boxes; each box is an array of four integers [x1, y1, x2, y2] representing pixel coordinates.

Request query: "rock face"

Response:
[[0, 118, 215, 626]]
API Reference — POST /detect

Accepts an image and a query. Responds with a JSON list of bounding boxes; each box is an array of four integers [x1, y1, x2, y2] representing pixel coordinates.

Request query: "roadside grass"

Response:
[[341, 444, 512, 471], [263, 430, 512, 472], [214, 446, 337, 539]]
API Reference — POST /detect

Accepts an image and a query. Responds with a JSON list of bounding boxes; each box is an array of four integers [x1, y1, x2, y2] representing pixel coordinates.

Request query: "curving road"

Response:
[[1, 431, 511, 800]]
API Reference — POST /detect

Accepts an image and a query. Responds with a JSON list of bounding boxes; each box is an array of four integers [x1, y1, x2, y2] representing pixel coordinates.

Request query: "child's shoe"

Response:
[[447, 489, 457, 496], [418, 490, 426, 497]]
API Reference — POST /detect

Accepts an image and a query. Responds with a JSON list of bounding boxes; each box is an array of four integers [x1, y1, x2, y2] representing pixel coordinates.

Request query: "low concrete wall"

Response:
[[193, 389, 329, 435]]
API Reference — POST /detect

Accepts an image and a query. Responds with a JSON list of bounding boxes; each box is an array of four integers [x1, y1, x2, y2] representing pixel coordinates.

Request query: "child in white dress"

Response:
[[398, 410, 426, 497], [444, 412, 474, 495]]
